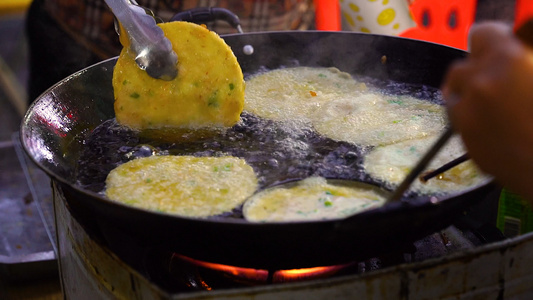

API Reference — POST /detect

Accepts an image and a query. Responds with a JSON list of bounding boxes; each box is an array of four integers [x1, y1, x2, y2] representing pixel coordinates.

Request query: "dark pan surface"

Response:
[[21, 31, 494, 269]]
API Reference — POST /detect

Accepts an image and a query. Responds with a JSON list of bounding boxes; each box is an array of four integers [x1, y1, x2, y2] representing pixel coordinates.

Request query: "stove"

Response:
[[42, 174, 532, 299]]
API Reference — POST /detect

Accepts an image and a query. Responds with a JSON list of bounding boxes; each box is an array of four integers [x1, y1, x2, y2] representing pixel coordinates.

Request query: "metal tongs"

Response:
[[104, 0, 178, 80]]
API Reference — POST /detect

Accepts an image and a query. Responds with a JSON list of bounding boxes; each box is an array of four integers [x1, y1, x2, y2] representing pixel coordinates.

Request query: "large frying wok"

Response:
[[21, 31, 496, 270]]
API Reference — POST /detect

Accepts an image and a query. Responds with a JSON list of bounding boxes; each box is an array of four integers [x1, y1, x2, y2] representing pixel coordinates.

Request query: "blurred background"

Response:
[[0, 0, 29, 139], [0, 0, 519, 129], [0, 0, 520, 125]]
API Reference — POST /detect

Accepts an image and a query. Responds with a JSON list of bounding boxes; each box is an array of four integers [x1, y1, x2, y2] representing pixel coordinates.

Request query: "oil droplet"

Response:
[[243, 45, 254, 55]]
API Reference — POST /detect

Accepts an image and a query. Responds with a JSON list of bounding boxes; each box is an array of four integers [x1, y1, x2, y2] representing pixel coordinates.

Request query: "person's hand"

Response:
[[442, 22, 533, 200]]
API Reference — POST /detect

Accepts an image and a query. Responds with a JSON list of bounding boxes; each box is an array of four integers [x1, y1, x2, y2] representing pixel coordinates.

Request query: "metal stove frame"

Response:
[[53, 180, 533, 299]]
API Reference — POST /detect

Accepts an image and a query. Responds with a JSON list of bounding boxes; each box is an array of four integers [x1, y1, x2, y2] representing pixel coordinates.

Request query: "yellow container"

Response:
[[0, 0, 32, 15], [339, 0, 415, 35]]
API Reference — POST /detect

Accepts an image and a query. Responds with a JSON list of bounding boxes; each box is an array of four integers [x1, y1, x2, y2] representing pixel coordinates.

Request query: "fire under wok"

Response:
[[21, 31, 497, 270]]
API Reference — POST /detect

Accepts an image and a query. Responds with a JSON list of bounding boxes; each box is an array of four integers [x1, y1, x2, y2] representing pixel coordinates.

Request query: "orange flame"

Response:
[[174, 254, 352, 283]]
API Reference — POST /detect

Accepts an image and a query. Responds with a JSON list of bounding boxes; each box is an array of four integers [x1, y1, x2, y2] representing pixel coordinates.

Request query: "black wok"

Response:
[[21, 31, 496, 270]]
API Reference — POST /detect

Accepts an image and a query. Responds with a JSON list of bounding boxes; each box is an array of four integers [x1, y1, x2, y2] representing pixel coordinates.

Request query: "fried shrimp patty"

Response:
[[105, 155, 258, 217], [244, 67, 367, 123], [363, 136, 488, 194], [243, 177, 387, 222], [112, 21, 245, 131], [312, 93, 446, 147]]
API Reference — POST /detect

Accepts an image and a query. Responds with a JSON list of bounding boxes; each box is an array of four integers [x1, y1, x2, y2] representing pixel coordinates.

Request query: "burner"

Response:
[[138, 226, 487, 294], [141, 247, 358, 292], [168, 253, 357, 288], [60, 187, 504, 295]]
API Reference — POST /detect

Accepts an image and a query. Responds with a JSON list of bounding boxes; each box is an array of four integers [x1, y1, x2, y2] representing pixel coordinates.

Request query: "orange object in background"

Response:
[[515, 0, 533, 30], [314, 0, 342, 31], [400, 0, 477, 50]]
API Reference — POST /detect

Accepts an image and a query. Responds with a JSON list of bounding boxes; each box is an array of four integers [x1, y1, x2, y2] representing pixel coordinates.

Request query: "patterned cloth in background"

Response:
[[42, 0, 315, 59]]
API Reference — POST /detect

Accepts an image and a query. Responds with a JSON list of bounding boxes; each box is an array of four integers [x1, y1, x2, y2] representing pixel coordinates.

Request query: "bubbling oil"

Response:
[[76, 75, 444, 217], [77, 112, 375, 194]]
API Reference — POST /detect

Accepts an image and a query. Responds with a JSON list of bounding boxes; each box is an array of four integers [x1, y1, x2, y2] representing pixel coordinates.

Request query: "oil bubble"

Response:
[[243, 45, 254, 55]]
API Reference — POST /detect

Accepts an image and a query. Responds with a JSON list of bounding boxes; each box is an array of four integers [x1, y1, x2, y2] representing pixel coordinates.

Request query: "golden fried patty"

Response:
[[105, 155, 258, 217], [243, 177, 387, 222], [363, 135, 488, 194], [244, 67, 444, 147], [113, 21, 245, 131], [244, 67, 367, 123], [312, 93, 446, 147]]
